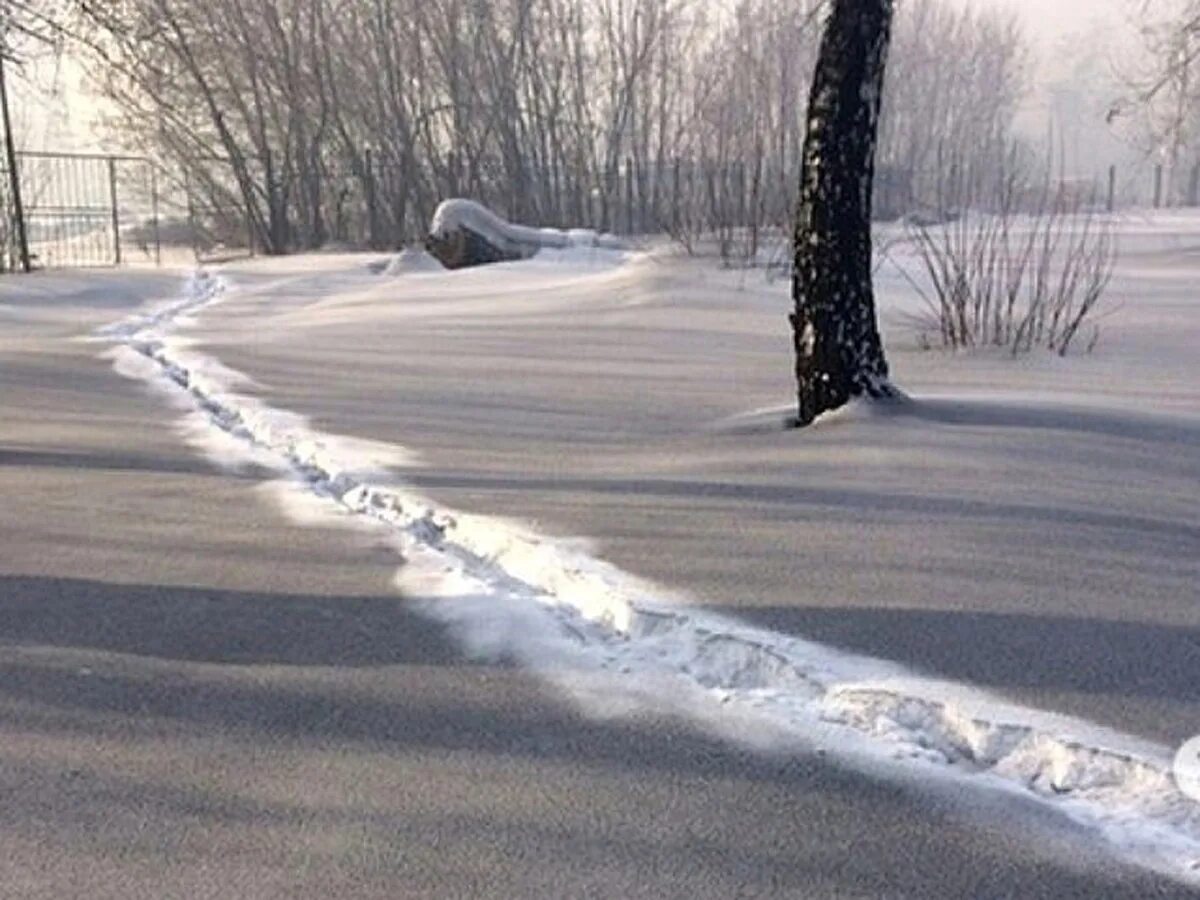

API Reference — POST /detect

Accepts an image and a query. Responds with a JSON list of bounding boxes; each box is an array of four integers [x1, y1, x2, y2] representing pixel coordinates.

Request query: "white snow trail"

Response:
[[101, 268, 1200, 885]]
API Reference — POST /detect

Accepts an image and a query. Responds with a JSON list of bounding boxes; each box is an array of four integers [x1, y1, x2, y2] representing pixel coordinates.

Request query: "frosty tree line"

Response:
[[1114, 0, 1200, 203], [1, 1, 1199, 253], [3, 0, 1024, 254]]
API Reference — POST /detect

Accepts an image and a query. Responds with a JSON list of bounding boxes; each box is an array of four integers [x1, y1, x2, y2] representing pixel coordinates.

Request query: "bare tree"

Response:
[[1111, 0, 1200, 202], [791, 0, 896, 427]]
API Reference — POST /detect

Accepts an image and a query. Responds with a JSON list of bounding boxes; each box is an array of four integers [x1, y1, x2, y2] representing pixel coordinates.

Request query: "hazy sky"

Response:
[[948, 0, 1125, 50], [944, 0, 1148, 181]]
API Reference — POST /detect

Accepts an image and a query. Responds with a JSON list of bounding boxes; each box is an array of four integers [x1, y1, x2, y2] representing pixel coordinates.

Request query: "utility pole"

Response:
[[0, 48, 31, 273]]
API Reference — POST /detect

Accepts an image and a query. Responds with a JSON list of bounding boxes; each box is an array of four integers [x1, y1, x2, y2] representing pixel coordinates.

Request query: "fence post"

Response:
[[1154, 164, 1164, 209], [0, 54, 30, 272], [364, 144, 380, 249], [688, 161, 696, 232], [245, 197, 256, 256], [107, 156, 122, 266], [672, 157, 681, 234], [602, 161, 615, 233], [150, 166, 162, 265], [184, 167, 198, 262], [1107, 164, 1116, 214], [735, 161, 746, 228], [750, 154, 762, 258], [936, 142, 945, 220], [447, 149, 458, 197], [637, 158, 647, 233], [1190, 163, 1200, 207], [625, 156, 634, 235]]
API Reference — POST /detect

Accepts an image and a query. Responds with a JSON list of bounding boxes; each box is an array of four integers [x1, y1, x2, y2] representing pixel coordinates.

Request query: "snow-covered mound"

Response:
[[427, 198, 627, 268]]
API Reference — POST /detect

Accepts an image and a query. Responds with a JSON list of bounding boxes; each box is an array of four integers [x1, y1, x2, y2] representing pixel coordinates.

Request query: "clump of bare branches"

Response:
[[895, 162, 1117, 357], [35, 0, 1026, 257]]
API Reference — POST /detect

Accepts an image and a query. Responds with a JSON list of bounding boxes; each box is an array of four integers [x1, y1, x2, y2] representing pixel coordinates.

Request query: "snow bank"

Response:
[[100, 269, 1200, 887]]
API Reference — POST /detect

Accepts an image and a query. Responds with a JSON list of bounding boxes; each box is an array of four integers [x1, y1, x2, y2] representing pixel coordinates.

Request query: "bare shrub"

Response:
[[895, 174, 1117, 357]]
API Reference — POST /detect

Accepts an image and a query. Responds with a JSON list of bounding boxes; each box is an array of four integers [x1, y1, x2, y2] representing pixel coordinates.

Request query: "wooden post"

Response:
[[1106, 164, 1116, 214], [1154, 164, 1164, 209], [1190, 162, 1200, 207]]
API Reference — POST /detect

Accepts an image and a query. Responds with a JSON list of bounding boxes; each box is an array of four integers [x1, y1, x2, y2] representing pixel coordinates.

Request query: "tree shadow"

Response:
[[0, 580, 1187, 896], [718, 604, 1200, 704], [404, 472, 1200, 546], [902, 396, 1200, 447], [0, 574, 462, 668], [0, 447, 228, 478]]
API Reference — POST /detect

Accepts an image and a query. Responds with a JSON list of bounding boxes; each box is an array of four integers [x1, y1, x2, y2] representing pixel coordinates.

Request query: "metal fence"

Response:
[[0, 150, 161, 272], [1, 145, 1187, 274]]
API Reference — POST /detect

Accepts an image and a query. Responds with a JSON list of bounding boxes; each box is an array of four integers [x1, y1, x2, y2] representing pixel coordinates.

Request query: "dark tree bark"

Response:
[[791, 0, 896, 427]]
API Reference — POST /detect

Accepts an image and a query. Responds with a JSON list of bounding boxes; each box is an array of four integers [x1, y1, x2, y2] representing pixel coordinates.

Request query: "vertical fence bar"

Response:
[[1107, 165, 1116, 214], [1154, 164, 1164, 209], [107, 155, 122, 265]]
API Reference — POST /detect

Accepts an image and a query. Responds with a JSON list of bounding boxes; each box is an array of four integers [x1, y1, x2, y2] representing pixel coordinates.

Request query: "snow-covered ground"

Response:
[[82, 213, 1200, 885]]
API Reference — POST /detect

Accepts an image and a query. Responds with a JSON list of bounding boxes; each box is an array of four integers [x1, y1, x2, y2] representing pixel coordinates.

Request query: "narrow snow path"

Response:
[[101, 270, 1200, 885]]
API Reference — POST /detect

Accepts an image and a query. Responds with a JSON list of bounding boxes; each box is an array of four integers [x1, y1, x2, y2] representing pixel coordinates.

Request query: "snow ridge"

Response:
[[104, 269, 1200, 885]]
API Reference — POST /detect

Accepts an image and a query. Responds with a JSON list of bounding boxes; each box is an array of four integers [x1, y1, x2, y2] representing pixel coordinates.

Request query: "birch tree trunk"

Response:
[[791, 0, 896, 426]]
